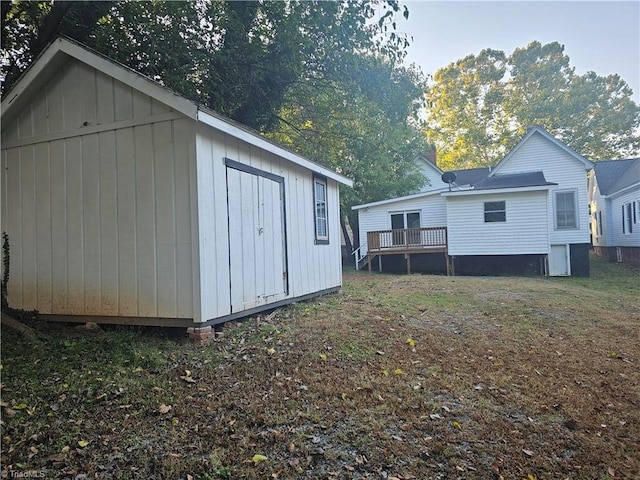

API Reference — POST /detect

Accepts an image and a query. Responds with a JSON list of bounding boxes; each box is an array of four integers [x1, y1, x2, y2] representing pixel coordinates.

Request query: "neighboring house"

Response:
[[1, 37, 352, 334], [588, 158, 640, 264], [353, 126, 594, 276]]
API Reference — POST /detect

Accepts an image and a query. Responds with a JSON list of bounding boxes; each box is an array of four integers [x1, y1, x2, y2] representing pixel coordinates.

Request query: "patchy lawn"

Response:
[[1, 255, 639, 479]]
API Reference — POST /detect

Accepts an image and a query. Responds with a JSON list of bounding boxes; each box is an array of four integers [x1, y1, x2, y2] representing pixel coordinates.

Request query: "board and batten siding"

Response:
[[194, 125, 342, 323], [1, 59, 195, 318], [357, 193, 446, 256], [493, 133, 591, 247], [446, 190, 550, 256]]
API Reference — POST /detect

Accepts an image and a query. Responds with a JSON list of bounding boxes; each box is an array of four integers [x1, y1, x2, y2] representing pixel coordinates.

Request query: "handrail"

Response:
[[367, 227, 447, 252], [352, 241, 368, 271]]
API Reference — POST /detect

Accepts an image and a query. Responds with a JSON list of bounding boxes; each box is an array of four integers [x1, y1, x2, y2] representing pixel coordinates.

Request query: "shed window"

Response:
[[314, 176, 328, 243], [555, 191, 577, 229], [484, 201, 506, 223]]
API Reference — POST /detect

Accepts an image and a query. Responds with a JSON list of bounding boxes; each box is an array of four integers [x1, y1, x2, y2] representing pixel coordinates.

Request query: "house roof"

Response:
[[472, 171, 557, 191], [1, 36, 352, 187], [491, 126, 594, 175], [450, 167, 491, 186], [351, 189, 443, 210], [592, 158, 640, 196]]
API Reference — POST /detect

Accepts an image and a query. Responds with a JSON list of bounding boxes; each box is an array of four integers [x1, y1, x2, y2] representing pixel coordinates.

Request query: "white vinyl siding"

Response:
[[357, 193, 446, 256], [447, 191, 549, 256], [610, 189, 640, 247], [494, 132, 590, 246]]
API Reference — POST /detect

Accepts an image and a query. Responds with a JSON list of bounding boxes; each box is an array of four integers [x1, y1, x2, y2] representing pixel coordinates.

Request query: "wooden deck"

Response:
[[364, 227, 450, 274]]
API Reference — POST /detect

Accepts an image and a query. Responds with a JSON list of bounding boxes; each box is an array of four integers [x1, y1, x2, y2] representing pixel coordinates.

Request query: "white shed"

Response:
[[1, 37, 352, 329]]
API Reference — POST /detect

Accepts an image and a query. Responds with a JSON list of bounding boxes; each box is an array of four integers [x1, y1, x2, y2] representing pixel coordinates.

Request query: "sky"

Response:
[[396, 1, 640, 103]]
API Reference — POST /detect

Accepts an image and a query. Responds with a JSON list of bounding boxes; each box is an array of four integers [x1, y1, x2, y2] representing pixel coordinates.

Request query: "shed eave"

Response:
[[196, 108, 352, 187], [1, 36, 199, 126]]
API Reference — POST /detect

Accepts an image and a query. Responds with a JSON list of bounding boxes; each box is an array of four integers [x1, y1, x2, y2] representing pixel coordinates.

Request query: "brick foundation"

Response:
[[187, 326, 214, 345]]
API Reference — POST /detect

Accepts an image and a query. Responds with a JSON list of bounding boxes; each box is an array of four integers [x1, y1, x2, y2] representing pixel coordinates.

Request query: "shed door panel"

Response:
[[227, 167, 287, 312]]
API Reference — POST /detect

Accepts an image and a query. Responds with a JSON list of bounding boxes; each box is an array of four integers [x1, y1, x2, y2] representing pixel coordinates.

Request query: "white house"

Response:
[[1, 37, 352, 333], [588, 158, 640, 264], [353, 127, 593, 276]]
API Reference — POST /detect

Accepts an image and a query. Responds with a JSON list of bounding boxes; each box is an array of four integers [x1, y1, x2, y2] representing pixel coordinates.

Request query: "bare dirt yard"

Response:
[[1, 255, 639, 479]]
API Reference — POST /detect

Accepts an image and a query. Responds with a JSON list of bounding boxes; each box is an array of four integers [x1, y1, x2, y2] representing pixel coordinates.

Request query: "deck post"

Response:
[[368, 254, 372, 272], [445, 254, 450, 276], [406, 253, 411, 274], [378, 255, 382, 272]]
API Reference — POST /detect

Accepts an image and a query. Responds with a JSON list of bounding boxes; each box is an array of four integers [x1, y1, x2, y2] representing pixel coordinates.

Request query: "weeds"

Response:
[[1, 254, 638, 479]]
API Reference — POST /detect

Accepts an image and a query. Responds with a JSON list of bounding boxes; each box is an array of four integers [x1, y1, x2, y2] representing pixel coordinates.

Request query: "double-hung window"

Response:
[[555, 191, 578, 229], [314, 176, 329, 243], [622, 202, 633, 234], [484, 201, 506, 223]]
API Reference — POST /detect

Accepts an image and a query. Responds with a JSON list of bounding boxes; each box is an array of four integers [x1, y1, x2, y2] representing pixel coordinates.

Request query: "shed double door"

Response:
[[226, 162, 288, 312]]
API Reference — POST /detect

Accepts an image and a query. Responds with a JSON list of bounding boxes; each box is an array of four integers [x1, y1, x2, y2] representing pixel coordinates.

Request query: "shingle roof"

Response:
[[472, 171, 557, 191], [449, 167, 491, 186], [593, 158, 640, 195]]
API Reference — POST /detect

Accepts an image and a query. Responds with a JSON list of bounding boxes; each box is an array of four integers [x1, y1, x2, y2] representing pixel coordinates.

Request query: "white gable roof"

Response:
[[490, 126, 593, 176], [1, 36, 352, 187]]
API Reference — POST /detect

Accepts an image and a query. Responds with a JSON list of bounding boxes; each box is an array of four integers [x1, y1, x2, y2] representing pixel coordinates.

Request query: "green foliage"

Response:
[[426, 41, 640, 167], [1, 0, 427, 247]]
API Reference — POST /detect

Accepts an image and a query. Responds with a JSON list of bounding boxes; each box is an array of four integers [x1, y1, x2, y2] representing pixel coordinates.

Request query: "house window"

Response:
[[484, 201, 506, 223], [390, 211, 421, 245], [314, 176, 328, 243], [622, 202, 633, 234], [555, 191, 577, 229], [597, 211, 602, 236]]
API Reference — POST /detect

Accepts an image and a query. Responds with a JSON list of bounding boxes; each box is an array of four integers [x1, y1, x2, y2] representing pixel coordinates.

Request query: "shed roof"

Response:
[[1, 36, 352, 187], [592, 158, 640, 196]]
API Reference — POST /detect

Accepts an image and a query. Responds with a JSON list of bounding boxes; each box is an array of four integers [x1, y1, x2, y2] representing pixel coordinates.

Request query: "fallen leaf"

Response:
[[267, 348, 276, 356], [158, 404, 172, 414], [393, 368, 404, 375], [12, 403, 27, 410], [78, 440, 89, 448], [252, 454, 268, 464], [406, 338, 415, 348], [522, 449, 534, 457], [319, 353, 327, 361], [180, 375, 197, 384], [381, 369, 389, 376], [429, 413, 442, 420], [607, 466, 616, 477], [452, 421, 462, 430]]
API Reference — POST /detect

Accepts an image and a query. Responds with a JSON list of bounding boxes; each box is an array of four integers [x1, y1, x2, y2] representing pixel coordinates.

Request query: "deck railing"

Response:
[[367, 227, 447, 252]]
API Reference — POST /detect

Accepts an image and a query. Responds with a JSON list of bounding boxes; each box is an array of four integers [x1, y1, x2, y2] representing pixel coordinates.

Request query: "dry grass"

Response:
[[1, 254, 638, 479]]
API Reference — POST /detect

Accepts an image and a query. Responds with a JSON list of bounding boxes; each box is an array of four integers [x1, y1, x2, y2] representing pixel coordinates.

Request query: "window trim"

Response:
[[313, 175, 329, 244], [622, 202, 633, 234], [483, 200, 506, 223], [554, 190, 579, 230]]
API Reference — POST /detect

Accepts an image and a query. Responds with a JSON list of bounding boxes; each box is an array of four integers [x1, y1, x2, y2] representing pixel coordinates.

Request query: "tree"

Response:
[[425, 48, 509, 170], [425, 41, 640, 166], [269, 55, 429, 251], [2, 0, 427, 251]]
